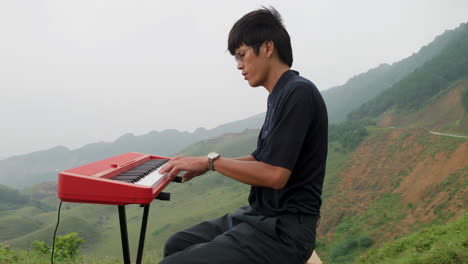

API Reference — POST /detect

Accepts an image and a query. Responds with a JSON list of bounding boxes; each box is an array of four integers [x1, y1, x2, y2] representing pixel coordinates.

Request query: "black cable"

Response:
[[51, 200, 63, 264]]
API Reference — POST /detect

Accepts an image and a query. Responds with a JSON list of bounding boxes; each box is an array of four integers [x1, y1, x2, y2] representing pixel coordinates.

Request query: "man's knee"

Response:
[[163, 232, 184, 257]]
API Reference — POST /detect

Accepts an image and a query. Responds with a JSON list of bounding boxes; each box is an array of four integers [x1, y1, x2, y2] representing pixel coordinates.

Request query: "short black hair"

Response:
[[228, 6, 293, 67]]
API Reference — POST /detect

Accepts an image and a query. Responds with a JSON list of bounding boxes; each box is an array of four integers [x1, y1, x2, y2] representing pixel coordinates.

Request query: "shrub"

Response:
[[31, 240, 49, 255], [53, 232, 84, 260], [0, 244, 20, 263], [32, 232, 84, 261]]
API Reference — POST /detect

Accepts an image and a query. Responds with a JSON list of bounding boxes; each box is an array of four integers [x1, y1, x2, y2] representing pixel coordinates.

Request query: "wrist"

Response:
[[212, 157, 221, 171], [207, 152, 221, 171]]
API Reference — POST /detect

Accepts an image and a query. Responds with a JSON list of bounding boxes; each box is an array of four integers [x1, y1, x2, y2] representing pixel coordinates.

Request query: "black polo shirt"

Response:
[[250, 70, 328, 216]]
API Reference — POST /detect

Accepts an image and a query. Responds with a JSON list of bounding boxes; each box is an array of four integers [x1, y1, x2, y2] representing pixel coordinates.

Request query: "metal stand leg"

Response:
[[136, 204, 150, 264], [118, 205, 131, 264]]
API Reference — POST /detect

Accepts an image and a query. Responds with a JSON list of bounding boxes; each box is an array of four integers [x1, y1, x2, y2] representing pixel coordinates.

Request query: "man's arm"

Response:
[[159, 155, 290, 190], [214, 157, 290, 190], [233, 155, 257, 161]]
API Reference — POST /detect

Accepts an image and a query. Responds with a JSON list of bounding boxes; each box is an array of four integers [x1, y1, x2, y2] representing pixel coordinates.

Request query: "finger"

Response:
[[168, 167, 181, 179], [162, 156, 184, 174], [159, 161, 174, 174], [182, 171, 197, 182]]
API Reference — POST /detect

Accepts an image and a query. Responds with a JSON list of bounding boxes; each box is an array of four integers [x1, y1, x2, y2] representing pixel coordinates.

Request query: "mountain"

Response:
[[313, 21, 468, 261], [0, 113, 265, 189], [348, 22, 468, 135], [376, 78, 468, 133], [318, 127, 467, 263], [322, 22, 468, 123]]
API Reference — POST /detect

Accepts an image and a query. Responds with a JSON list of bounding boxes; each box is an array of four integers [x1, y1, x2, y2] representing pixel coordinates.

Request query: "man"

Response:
[[158, 6, 327, 264]]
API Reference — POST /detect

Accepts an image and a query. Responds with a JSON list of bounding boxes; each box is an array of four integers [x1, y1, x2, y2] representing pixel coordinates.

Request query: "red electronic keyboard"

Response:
[[58, 152, 180, 205], [57, 152, 182, 264]]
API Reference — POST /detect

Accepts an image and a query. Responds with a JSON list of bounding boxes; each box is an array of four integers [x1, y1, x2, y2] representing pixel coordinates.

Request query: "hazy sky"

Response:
[[1, 0, 467, 158]]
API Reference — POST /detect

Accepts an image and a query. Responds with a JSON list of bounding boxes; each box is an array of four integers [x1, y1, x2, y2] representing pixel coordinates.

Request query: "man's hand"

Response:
[[159, 156, 209, 182]]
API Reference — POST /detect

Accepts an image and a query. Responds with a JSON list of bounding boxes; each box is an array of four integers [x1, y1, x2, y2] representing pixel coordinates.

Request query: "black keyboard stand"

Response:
[[117, 191, 172, 264], [118, 205, 132, 264]]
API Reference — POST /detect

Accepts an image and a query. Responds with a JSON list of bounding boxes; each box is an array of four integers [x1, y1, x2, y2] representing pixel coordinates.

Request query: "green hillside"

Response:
[[5, 216, 100, 250], [322, 22, 468, 123], [0, 184, 29, 211], [0, 215, 42, 241], [348, 23, 468, 128], [317, 126, 467, 263], [356, 213, 467, 264]]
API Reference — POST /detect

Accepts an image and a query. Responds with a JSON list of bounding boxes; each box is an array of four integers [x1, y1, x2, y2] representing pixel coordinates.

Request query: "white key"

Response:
[[134, 164, 168, 187]]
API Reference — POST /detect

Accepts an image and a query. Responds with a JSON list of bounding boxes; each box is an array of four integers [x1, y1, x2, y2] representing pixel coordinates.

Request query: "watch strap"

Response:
[[207, 152, 220, 171]]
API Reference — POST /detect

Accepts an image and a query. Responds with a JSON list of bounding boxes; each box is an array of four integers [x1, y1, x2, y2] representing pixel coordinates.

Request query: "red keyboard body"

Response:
[[58, 152, 173, 205]]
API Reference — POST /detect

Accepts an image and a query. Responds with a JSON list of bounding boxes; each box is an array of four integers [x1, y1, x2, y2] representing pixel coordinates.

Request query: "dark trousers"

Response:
[[159, 206, 318, 264]]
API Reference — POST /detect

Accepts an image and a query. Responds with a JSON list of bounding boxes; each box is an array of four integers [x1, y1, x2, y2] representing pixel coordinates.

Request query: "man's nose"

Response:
[[237, 60, 244, 70]]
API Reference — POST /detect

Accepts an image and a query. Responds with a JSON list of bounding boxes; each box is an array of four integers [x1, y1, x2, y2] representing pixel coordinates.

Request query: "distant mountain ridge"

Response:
[[348, 22, 468, 132], [322, 22, 468, 123], [0, 113, 265, 189]]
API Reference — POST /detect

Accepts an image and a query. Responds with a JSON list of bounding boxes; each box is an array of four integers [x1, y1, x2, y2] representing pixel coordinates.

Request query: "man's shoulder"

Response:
[[284, 74, 319, 98]]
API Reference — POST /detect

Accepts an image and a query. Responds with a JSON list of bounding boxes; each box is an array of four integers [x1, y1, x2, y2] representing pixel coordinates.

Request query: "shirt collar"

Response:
[[268, 70, 299, 102]]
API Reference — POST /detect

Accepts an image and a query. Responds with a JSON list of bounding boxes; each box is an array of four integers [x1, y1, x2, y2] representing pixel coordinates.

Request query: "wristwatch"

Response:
[[207, 152, 221, 171]]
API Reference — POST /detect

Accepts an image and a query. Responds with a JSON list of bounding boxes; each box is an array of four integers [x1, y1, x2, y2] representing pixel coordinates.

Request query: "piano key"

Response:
[[124, 169, 151, 173], [110, 159, 169, 185], [133, 165, 167, 187], [119, 172, 150, 176], [113, 175, 143, 180]]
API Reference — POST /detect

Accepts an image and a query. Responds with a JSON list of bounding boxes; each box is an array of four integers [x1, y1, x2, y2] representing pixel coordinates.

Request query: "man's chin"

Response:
[[247, 80, 261, 88]]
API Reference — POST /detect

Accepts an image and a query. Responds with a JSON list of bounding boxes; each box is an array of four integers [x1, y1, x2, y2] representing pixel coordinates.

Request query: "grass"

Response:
[[5, 216, 100, 250], [321, 142, 354, 200], [320, 193, 407, 263], [1, 205, 45, 217], [0, 244, 155, 264], [425, 134, 467, 158], [356, 213, 467, 264], [0, 215, 42, 241]]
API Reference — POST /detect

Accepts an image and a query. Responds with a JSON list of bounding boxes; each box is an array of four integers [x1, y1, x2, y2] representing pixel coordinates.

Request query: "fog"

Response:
[[1, 0, 467, 157]]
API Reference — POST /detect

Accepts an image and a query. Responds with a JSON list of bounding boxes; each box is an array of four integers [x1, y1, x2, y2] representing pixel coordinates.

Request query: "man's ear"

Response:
[[264, 41, 275, 58]]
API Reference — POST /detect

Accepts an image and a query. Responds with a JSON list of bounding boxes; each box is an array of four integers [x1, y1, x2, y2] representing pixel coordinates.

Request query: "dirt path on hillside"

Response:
[[429, 131, 468, 139]]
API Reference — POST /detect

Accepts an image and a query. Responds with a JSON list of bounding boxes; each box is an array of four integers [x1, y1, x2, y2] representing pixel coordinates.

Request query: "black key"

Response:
[[111, 159, 169, 182]]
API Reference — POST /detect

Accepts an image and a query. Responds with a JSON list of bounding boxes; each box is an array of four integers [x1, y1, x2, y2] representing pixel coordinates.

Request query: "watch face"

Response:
[[208, 152, 219, 159]]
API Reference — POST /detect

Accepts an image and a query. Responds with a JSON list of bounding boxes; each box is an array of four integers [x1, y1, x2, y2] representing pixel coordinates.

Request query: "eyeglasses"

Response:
[[234, 42, 263, 63]]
